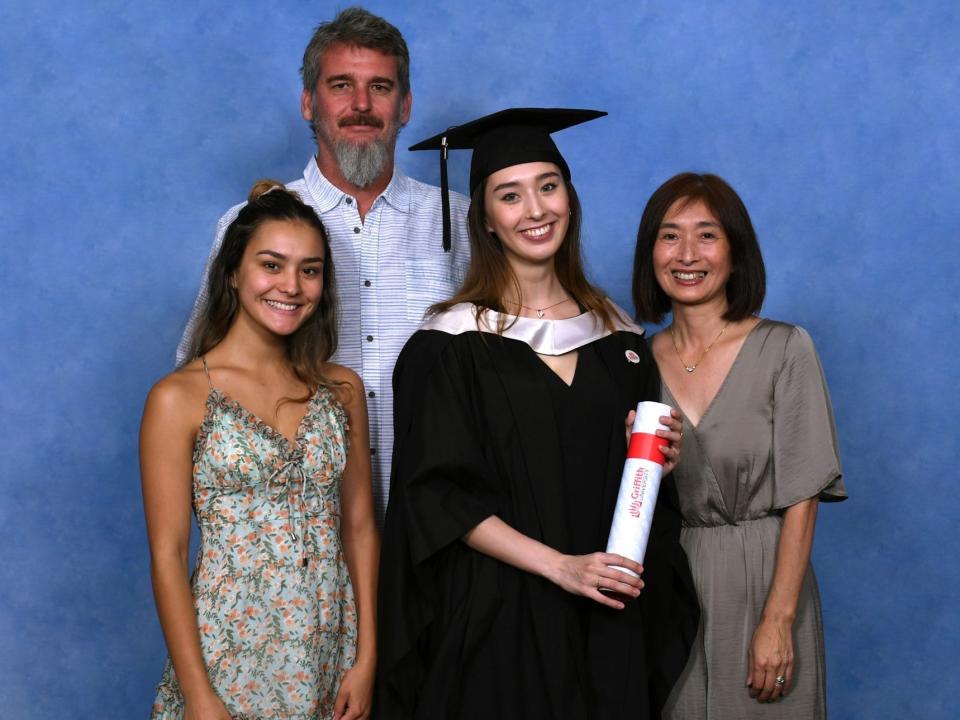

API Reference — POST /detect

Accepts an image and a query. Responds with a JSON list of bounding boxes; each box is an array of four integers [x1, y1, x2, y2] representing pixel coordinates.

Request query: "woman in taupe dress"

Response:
[[632, 173, 847, 718]]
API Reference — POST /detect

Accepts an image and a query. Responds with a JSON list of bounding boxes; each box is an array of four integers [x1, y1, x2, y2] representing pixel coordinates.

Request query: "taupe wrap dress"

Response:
[[662, 320, 847, 719]]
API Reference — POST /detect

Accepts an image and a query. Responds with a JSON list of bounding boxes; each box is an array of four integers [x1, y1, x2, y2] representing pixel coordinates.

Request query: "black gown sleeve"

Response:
[[375, 331, 501, 717]]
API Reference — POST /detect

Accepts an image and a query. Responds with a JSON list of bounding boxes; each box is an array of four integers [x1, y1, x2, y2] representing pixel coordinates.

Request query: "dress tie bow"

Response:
[[266, 449, 312, 565]]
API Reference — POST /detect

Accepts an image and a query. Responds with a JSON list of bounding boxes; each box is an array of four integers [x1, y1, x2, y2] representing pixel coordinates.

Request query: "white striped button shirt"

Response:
[[176, 158, 471, 525]]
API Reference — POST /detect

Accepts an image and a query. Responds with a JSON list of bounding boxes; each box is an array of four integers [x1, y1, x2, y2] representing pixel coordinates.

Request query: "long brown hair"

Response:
[[184, 180, 340, 394], [431, 178, 616, 332]]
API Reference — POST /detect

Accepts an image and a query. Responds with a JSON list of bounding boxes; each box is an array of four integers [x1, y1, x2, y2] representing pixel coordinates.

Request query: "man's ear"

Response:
[[301, 89, 314, 122], [400, 90, 412, 127]]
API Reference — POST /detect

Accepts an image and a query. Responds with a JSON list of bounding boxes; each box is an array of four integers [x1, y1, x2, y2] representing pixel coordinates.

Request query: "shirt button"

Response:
[[368, 390, 376, 398], [366, 335, 374, 342], [364, 279, 371, 287], [353, 226, 361, 234], [345, 197, 353, 205]]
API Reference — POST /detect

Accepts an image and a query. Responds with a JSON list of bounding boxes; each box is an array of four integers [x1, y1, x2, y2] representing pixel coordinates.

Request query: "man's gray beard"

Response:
[[332, 138, 391, 189]]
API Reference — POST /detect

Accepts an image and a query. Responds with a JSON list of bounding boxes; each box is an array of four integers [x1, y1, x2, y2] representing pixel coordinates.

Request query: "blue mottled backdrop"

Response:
[[0, 1, 956, 717]]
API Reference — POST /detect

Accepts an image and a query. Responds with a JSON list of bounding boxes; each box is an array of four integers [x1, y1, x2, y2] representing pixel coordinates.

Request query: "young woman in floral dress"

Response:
[[142, 181, 378, 720]]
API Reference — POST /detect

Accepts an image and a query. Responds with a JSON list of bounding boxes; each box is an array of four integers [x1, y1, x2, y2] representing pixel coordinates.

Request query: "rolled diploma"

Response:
[[605, 401, 672, 577]]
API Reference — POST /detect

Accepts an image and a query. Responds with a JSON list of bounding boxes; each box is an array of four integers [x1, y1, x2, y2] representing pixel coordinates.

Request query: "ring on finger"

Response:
[[774, 676, 786, 686]]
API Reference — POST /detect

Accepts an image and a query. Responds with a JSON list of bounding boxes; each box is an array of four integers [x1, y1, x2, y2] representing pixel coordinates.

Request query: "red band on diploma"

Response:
[[627, 432, 667, 465]]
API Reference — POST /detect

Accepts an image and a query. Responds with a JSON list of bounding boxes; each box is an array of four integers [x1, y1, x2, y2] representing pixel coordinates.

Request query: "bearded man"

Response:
[[177, 7, 470, 524]]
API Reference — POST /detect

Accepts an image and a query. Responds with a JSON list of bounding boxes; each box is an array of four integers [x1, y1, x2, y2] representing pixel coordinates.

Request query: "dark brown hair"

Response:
[[632, 172, 765, 323], [431, 179, 617, 332], [184, 180, 339, 393]]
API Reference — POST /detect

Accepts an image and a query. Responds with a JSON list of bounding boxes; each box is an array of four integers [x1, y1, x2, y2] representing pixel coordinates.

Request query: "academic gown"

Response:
[[374, 304, 699, 720]]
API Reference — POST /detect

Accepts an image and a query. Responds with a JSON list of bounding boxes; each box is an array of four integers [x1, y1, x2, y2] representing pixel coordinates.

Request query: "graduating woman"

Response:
[[142, 182, 378, 720], [375, 109, 699, 719], [632, 173, 847, 718]]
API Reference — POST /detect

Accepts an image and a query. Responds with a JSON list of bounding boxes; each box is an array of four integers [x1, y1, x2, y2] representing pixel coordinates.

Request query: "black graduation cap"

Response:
[[410, 108, 607, 251]]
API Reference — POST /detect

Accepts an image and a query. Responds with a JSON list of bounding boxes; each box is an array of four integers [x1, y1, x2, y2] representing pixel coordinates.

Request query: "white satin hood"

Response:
[[420, 302, 643, 356]]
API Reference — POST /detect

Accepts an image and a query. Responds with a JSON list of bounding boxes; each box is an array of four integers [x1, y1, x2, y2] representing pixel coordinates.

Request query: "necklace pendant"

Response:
[[536, 309, 545, 319], [671, 320, 730, 377]]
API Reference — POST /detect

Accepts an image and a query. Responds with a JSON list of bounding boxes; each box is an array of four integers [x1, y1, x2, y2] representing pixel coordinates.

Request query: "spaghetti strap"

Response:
[[200, 356, 214, 389]]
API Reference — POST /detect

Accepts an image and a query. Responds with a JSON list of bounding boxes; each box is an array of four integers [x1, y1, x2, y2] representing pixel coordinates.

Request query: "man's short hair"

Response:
[[301, 7, 411, 97]]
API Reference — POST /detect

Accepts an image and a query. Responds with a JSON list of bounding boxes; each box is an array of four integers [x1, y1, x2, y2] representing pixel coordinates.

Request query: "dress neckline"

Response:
[[662, 319, 768, 431], [197, 355, 324, 447], [535, 349, 580, 388], [205, 386, 322, 449]]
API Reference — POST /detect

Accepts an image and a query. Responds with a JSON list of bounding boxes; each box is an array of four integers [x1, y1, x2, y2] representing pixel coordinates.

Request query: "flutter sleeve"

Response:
[[771, 325, 848, 508]]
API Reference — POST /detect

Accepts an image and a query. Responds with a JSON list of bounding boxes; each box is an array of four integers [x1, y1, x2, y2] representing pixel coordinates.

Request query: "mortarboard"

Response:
[[409, 108, 607, 251]]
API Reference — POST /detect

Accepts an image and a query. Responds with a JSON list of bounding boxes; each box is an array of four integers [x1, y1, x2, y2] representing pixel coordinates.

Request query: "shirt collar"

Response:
[[420, 302, 643, 355], [302, 157, 410, 214]]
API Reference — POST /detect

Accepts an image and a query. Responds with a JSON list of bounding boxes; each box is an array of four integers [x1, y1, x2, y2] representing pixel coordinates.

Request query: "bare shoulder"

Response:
[[323, 363, 366, 414], [325, 362, 363, 391], [143, 361, 210, 430]]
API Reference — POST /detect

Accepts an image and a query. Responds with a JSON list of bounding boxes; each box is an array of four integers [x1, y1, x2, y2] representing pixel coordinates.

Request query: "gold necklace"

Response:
[[518, 297, 573, 319], [670, 321, 730, 373]]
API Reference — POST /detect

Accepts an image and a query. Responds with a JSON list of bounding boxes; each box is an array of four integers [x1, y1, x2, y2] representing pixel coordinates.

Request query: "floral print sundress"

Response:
[[151, 366, 357, 719]]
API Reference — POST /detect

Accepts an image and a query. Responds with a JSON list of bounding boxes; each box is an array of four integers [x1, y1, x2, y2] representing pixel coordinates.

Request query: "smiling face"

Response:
[[652, 197, 733, 312], [482, 161, 570, 271], [231, 219, 327, 338], [301, 43, 411, 187]]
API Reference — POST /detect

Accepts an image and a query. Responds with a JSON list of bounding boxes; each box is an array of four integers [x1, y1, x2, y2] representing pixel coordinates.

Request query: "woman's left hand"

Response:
[[332, 659, 374, 720], [746, 617, 794, 703], [624, 408, 683, 473]]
